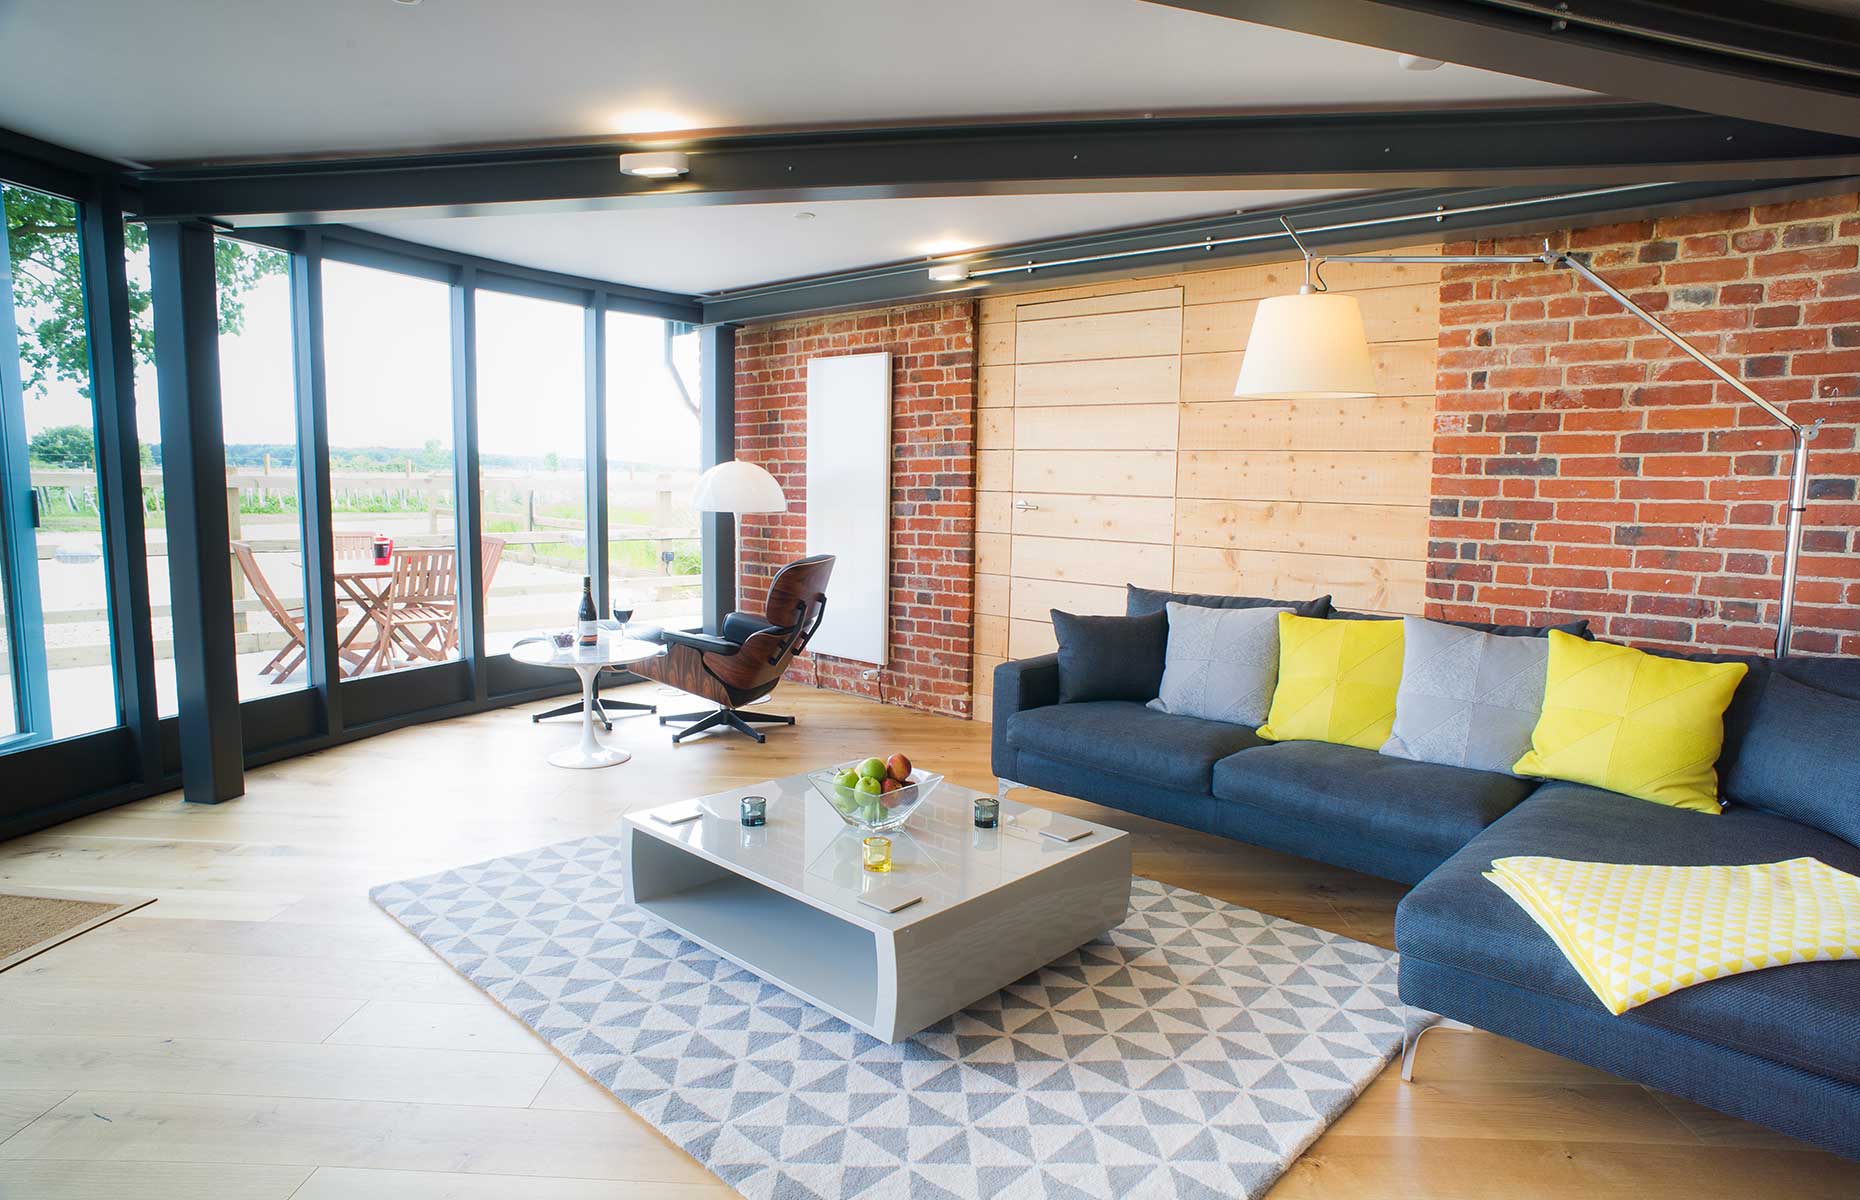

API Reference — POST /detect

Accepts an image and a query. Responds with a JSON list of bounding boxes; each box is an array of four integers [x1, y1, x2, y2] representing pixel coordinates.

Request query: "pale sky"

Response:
[[25, 240, 699, 472]]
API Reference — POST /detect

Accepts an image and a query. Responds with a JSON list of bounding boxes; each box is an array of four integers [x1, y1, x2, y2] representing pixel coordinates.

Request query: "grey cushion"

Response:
[[1212, 741, 1539, 860], [1147, 602, 1290, 727], [1050, 608, 1166, 704], [1725, 672, 1860, 846], [1007, 701, 1267, 793], [1126, 583, 1329, 620], [1381, 616, 1549, 775], [1397, 781, 1860, 1087]]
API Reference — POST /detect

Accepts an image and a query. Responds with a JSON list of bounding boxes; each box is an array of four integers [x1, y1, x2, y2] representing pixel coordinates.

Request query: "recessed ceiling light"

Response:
[[918, 237, 976, 256], [794, 211, 817, 221], [1397, 53, 1445, 70], [928, 264, 971, 283], [611, 108, 699, 134], [618, 151, 689, 179], [392, 0, 422, 6]]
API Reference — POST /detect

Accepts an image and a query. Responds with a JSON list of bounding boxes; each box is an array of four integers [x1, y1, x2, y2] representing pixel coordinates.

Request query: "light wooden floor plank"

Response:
[[0, 1160, 311, 1200], [0, 1092, 719, 1185], [325, 1000, 555, 1055], [0, 979, 362, 1043], [0, 1036, 556, 1107], [293, 1165, 731, 1199]]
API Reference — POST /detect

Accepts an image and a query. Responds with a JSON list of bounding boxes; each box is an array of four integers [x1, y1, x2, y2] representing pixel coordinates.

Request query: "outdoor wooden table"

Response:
[[330, 564, 394, 676]]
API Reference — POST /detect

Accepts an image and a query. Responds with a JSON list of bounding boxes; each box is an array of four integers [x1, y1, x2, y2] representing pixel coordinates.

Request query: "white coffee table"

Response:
[[622, 773, 1131, 1042], [511, 634, 665, 769]]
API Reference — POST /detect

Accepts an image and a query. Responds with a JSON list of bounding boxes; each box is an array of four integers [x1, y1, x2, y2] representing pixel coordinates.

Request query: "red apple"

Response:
[[880, 777, 900, 794], [886, 753, 912, 783]]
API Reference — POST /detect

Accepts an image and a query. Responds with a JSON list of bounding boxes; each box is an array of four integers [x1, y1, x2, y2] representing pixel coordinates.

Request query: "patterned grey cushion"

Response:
[[1146, 602, 1290, 727], [1381, 615, 1549, 775]]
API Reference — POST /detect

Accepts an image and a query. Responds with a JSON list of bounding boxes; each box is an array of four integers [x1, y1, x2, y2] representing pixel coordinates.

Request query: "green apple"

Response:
[[857, 757, 888, 782], [834, 769, 861, 791], [856, 776, 883, 797]]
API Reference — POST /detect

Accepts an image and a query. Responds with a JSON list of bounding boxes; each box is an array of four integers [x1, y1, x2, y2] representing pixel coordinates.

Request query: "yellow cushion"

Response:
[[1256, 614, 1404, 750], [1511, 632, 1746, 813], [1485, 855, 1860, 1015]]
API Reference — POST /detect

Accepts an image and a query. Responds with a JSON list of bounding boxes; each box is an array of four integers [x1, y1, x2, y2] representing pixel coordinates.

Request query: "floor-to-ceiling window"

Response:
[[321, 259, 460, 676], [0, 179, 116, 745], [215, 235, 305, 700], [475, 287, 587, 653], [607, 313, 702, 631]]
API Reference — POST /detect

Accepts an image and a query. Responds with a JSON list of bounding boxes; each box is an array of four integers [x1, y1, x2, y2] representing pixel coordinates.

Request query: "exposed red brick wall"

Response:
[[1430, 192, 1860, 657], [734, 301, 976, 716]]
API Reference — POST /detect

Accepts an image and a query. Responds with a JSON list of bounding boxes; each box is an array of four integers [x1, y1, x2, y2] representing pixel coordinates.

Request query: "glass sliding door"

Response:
[[607, 313, 702, 631], [321, 259, 460, 676], [214, 236, 304, 699], [474, 288, 587, 653], [0, 179, 116, 746]]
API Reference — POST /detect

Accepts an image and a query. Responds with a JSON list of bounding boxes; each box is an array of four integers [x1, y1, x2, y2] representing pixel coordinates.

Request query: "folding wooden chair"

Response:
[[371, 547, 458, 669]]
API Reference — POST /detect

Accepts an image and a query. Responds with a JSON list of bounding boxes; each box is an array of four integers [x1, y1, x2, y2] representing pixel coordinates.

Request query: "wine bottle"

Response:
[[577, 576, 598, 647]]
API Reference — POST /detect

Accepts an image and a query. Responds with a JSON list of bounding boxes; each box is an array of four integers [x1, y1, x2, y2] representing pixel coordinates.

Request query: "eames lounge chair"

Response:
[[633, 554, 834, 743]]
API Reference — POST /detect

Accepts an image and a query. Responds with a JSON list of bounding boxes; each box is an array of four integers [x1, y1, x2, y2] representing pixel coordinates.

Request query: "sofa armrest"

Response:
[[993, 653, 1060, 725]]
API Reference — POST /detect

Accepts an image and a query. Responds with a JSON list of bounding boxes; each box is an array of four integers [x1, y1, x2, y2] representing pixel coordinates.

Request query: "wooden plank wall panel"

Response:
[[968, 251, 1439, 719]]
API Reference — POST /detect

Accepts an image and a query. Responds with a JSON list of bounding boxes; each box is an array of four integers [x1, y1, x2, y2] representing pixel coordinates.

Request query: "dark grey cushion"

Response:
[[1050, 608, 1167, 704], [1007, 701, 1266, 793], [1725, 672, 1860, 846], [1212, 741, 1538, 860], [1397, 781, 1860, 1087], [1329, 610, 1590, 638], [1126, 583, 1329, 620]]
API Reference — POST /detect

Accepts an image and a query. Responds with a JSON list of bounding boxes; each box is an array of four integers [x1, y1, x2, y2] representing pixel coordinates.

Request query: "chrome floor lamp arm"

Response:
[[1307, 240, 1821, 659]]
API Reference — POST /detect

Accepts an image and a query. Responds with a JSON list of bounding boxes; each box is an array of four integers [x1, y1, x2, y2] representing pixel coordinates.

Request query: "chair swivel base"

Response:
[[532, 695, 656, 732], [660, 707, 795, 744]]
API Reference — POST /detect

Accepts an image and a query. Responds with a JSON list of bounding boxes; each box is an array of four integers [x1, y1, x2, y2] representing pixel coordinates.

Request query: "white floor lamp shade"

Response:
[[1234, 291, 1379, 399], [693, 459, 788, 514]]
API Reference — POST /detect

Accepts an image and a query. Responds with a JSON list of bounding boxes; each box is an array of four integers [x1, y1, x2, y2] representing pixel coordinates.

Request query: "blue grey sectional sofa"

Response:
[[991, 588, 1860, 1159]]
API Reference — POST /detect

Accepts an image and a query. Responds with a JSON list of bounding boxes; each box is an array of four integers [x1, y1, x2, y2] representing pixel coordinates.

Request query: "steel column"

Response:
[[291, 231, 343, 733], [699, 323, 736, 634], [78, 178, 162, 779], [147, 218, 244, 802], [450, 265, 487, 700]]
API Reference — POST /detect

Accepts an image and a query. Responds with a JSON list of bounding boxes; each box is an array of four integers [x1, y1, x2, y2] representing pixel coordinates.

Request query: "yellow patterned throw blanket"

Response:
[[1485, 856, 1860, 1015]]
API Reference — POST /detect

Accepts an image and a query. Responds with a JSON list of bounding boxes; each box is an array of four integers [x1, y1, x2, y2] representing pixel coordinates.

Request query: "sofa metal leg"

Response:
[[996, 778, 1023, 801], [1400, 1016, 1443, 1082]]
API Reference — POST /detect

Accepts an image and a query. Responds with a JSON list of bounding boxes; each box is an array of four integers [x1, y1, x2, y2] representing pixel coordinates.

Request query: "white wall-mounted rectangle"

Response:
[[805, 351, 891, 664]]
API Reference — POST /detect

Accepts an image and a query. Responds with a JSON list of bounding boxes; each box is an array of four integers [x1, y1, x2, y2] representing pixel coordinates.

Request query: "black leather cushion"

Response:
[[1398, 781, 1860, 1086], [1725, 671, 1860, 846], [1007, 701, 1266, 793], [720, 611, 778, 645], [1050, 608, 1167, 704], [1126, 584, 1330, 620], [1212, 741, 1539, 860]]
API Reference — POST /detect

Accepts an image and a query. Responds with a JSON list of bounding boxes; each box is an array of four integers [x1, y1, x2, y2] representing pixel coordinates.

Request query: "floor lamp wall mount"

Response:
[[1245, 219, 1822, 659]]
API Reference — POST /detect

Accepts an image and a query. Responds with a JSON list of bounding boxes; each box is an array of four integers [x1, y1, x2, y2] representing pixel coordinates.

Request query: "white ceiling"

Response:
[[354, 189, 1351, 294], [0, 0, 1587, 165]]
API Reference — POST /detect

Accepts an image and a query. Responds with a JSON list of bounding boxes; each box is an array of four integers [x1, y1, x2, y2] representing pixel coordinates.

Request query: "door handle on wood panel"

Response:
[[1013, 500, 1040, 511]]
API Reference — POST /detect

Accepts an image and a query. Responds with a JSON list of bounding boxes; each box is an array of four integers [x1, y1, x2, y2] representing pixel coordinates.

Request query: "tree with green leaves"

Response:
[[3, 184, 286, 402], [26, 423, 95, 467]]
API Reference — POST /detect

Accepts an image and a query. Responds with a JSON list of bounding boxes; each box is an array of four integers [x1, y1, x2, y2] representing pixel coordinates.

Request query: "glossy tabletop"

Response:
[[508, 633, 665, 672], [628, 772, 1126, 931]]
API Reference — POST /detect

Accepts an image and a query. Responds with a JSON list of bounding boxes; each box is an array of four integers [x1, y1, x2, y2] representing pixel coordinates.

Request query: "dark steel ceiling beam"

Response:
[[698, 177, 1854, 324], [1145, 0, 1860, 137], [128, 104, 1860, 226]]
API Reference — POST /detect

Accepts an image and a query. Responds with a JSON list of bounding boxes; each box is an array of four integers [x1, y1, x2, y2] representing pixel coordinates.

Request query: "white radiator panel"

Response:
[[805, 352, 891, 664]]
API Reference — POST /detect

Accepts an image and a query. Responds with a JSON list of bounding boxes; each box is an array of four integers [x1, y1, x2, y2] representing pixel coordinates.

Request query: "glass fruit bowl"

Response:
[[807, 760, 944, 833]]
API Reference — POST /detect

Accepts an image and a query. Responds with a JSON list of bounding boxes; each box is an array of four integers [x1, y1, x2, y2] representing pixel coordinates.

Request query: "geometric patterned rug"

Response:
[[372, 833, 1427, 1200]]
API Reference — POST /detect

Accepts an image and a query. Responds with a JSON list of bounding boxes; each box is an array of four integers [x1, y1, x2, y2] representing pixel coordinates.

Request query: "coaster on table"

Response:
[[857, 886, 924, 914], [651, 802, 704, 826]]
